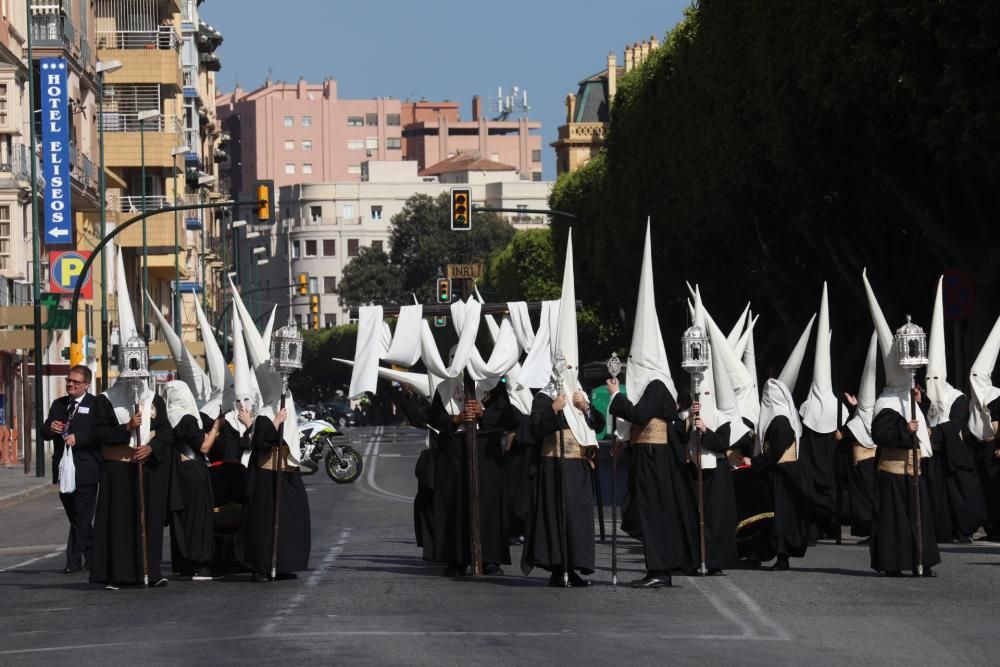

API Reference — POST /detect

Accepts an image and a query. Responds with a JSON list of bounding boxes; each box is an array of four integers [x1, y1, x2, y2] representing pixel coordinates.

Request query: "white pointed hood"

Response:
[[226, 296, 257, 436], [145, 291, 213, 415], [970, 313, 1000, 441], [261, 306, 277, 352], [800, 283, 843, 433], [778, 314, 816, 393], [845, 332, 878, 448], [333, 358, 434, 399], [741, 311, 759, 406], [625, 221, 677, 404], [193, 297, 231, 418], [864, 269, 932, 456], [926, 276, 964, 426], [229, 277, 283, 408], [709, 318, 751, 445], [727, 303, 750, 349], [163, 379, 201, 429], [705, 311, 758, 427], [551, 229, 597, 448], [692, 285, 718, 428]]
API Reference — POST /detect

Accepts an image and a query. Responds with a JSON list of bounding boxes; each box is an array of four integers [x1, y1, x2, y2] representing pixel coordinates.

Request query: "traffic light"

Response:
[[310, 314, 320, 331], [297, 273, 309, 296], [450, 187, 471, 231], [436, 278, 451, 304], [255, 179, 274, 223], [309, 293, 320, 314]]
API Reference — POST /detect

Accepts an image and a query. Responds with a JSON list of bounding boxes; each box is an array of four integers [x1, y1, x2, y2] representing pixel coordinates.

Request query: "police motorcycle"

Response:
[[297, 411, 364, 483]]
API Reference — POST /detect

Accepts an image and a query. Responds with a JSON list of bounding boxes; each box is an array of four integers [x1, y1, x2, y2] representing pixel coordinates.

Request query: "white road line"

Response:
[[0, 544, 64, 556], [684, 576, 759, 639], [718, 578, 791, 640], [0, 549, 62, 573], [363, 427, 413, 503]]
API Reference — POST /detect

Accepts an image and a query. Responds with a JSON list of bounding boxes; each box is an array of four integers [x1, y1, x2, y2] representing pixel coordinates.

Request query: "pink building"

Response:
[[402, 96, 543, 181], [216, 78, 404, 195]]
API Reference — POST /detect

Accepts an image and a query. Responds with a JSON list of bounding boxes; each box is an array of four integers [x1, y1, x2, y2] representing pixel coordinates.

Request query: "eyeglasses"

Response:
[[65, 377, 87, 386]]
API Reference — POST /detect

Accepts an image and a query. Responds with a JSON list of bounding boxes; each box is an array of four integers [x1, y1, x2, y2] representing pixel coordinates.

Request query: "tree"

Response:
[[337, 247, 405, 308], [289, 324, 358, 404], [389, 192, 515, 303], [485, 228, 561, 301]]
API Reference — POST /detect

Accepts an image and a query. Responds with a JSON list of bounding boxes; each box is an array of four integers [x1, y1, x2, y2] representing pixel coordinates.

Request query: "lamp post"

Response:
[[26, 3, 43, 477], [95, 59, 123, 391], [137, 108, 161, 337], [226, 218, 246, 358], [246, 226, 261, 319], [682, 323, 711, 576], [170, 145, 190, 337], [197, 175, 215, 314]]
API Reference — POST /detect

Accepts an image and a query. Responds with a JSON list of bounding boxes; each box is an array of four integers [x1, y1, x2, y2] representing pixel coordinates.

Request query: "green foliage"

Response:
[[485, 228, 561, 301], [337, 247, 405, 308], [289, 324, 358, 403]]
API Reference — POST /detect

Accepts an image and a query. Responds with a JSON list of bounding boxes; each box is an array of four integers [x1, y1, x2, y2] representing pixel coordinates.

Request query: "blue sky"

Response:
[[200, 0, 690, 180]]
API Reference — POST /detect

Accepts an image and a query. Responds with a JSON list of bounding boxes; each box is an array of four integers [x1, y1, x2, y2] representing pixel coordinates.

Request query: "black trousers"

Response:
[[59, 484, 98, 568]]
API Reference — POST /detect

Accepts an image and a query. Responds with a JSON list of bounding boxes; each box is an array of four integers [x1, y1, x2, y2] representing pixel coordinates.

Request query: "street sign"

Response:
[[41, 58, 74, 247], [49, 250, 93, 298], [942, 268, 975, 321], [447, 263, 484, 280]]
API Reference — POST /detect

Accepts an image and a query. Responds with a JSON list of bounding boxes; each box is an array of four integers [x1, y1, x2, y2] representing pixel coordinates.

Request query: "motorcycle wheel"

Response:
[[325, 445, 363, 483]]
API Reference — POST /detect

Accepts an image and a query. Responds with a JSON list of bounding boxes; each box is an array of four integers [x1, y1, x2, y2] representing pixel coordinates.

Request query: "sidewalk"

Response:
[[0, 465, 54, 509]]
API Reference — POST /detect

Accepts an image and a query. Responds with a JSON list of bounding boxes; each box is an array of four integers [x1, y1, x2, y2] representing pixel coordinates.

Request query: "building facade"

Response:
[[552, 36, 659, 176]]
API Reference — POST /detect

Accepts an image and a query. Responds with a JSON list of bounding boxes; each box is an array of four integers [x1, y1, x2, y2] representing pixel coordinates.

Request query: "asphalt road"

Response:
[[1, 425, 998, 665]]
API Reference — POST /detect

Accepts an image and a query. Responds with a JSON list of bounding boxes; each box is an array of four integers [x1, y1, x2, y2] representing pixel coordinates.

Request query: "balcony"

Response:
[[0, 143, 43, 188], [336, 216, 363, 225], [99, 27, 182, 88], [30, 13, 76, 49], [102, 116, 185, 169], [96, 25, 178, 50], [68, 141, 98, 192], [110, 210, 181, 249]]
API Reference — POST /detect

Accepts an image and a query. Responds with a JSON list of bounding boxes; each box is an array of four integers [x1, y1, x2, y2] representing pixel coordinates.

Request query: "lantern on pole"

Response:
[[895, 315, 928, 376], [681, 322, 711, 576], [269, 321, 304, 394], [606, 351, 623, 380], [894, 314, 928, 578], [119, 333, 150, 402]]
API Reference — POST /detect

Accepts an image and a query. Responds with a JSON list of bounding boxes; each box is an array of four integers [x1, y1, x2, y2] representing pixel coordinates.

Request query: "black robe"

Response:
[[752, 416, 810, 559], [242, 415, 311, 575], [843, 424, 876, 538], [730, 428, 776, 563], [426, 388, 519, 567], [924, 395, 987, 540], [504, 411, 535, 542], [975, 398, 1000, 538], [608, 380, 696, 573], [521, 392, 605, 575], [682, 421, 738, 571], [391, 390, 434, 554], [169, 414, 215, 574], [869, 408, 941, 573], [90, 393, 177, 585], [209, 418, 249, 508], [800, 427, 842, 538]]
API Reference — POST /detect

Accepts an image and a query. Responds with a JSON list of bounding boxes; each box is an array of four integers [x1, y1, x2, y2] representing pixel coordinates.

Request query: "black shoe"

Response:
[[152, 577, 169, 587], [919, 568, 937, 578], [568, 571, 592, 588], [707, 568, 725, 576], [548, 572, 570, 588], [63, 565, 82, 574], [630, 572, 672, 588], [251, 572, 269, 582], [484, 563, 504, 576], [957, 535, 974, 544], [104, 582, 119, 591], [444, 564, 469, 577], [884, 570, 903, 578], [274, 572, 298, 581], [857, 537, 871, 546], [770, 557, 790, 572]]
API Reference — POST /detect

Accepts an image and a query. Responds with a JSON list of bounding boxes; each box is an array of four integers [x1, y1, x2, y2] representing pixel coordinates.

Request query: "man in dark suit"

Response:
[[43, 364, 100, 573]]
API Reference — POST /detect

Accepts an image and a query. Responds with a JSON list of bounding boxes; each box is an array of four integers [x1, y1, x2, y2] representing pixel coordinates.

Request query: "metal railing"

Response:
[[0, 143, 42, 185], [109, 194, 171, 213], [80, 39, 92, 68], [95, 25, 179, 50], [99, 112, 183, 133], [335, 216, 363, 225], [30, 13, 76, 47]]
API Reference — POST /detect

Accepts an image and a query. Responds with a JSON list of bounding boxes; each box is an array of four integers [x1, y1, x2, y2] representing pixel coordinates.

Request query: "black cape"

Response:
[[974, 398, 1000, 539], [683, 421, 738, 571], [752, 416, 810, 559], [169, 414, 214, 574], [924, 395, 987, 541], [843, 424, 876, 538]]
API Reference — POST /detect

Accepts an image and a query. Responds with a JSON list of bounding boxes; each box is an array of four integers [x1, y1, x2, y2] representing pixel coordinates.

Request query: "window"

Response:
[[323, 239, 336, 256], [289, 240, 299, 258], [324, 314, 337, 328], [365, 113, 378, 126], [347, 139, 364, 150], [302, 164, 313, 175], [283, 116, 294, 127], [531, 149, 542, 162], [0, 204, 9, 270], [284, 163, 296, 174], [347, 239, 360, 256], [309, 276, 319, 293], [0, 82, 9, 128], [301, 140, 313, 151], [386, 113, 400, 126], [532, 171, 542, 182], [294, 314, 303, 327], [342, 204, 354, 219], [371, 240, 383, 252], [365, 137, 378, 150], [310, 206, 322, 223], [304, 239, 318, 257], [347, 164, 361, 175], [302, 115, 312, 127], [323, 276, 337, 294], [370, 205, 383, 220], [386, 137, 401, 150], [284, 140, 295, 150], [347, 116, 363, 127]]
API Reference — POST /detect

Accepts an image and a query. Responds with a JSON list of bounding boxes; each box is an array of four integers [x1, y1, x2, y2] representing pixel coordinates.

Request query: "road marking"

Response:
[[684, 576, 759, 638], [0, 544, 63, 556], [0, 549, 62, 573], [362, 427, 413, 504], [718, 578, 791, 640]]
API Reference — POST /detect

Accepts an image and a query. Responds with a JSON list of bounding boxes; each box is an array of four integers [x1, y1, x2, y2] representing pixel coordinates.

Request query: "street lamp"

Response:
[[96, 59, 123, 391], [137, 108, 161, 338], [171, 145, 190, 338], [197, 175, 215, 313]]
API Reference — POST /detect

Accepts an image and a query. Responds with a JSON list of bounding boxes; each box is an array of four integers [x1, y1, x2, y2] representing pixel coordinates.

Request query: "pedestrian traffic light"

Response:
[[436, 278, 451, 304], [255, 179, 274, 223], [298, 273, 309, 296], [450, 187, 471, 231], [311, 314, 320, 331], [309, 293, 320, 314]]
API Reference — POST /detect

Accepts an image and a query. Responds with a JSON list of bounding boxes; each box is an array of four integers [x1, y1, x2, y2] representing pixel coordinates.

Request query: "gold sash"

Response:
[[878, 447, 919, 476], [257, 444, 298, 472], [726, 448, 744, 468], [102, 444, 135, 463], [631, 418, 669, 445], [541, 429, 585, 459], [853, 443, 876, 463], [763, 440, 798, 464]]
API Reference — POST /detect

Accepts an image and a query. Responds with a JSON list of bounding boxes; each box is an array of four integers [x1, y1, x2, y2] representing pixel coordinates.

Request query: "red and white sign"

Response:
[[49, 250, 93, 299]]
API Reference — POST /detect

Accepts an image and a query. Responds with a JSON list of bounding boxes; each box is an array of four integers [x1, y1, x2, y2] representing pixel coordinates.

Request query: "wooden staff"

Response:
[[270, 380, 288, 580], [910, 375, 923, 577], [692, 375, 707, 576], [134, 398, 149, 588], [593, 453, 606, 544], [464, 371, 483, 577], [610, 415, 619, 587]]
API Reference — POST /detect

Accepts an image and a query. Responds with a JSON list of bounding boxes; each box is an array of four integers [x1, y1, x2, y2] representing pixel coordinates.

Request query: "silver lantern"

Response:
[[118, 333, 150, 402], [270, 322, 303, 393], [895, 315, 928, 371], [681, 324, 710, 377], [606, 351, 623, 380]]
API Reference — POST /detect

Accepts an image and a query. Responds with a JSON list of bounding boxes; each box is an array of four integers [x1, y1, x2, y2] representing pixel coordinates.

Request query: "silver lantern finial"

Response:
[[895, 315, 928, 371], [118, 333, 150, 402], [270, 322, 304, 393], [681, 324, 710, 378], [606, 351, 623, 380]]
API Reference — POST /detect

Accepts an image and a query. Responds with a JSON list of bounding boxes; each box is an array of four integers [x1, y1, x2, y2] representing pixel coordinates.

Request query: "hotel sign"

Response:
[[41, 58, 73, 246]]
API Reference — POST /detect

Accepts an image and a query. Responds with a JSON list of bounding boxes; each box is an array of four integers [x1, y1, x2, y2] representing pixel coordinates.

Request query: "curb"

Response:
[[0, 483, 57, 510]]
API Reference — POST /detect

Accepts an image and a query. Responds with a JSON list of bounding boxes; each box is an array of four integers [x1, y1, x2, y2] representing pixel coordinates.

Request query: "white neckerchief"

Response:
[[874, 385, 932, 458], [756, 378, 802, 457], [104, 381, 154, 447]]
